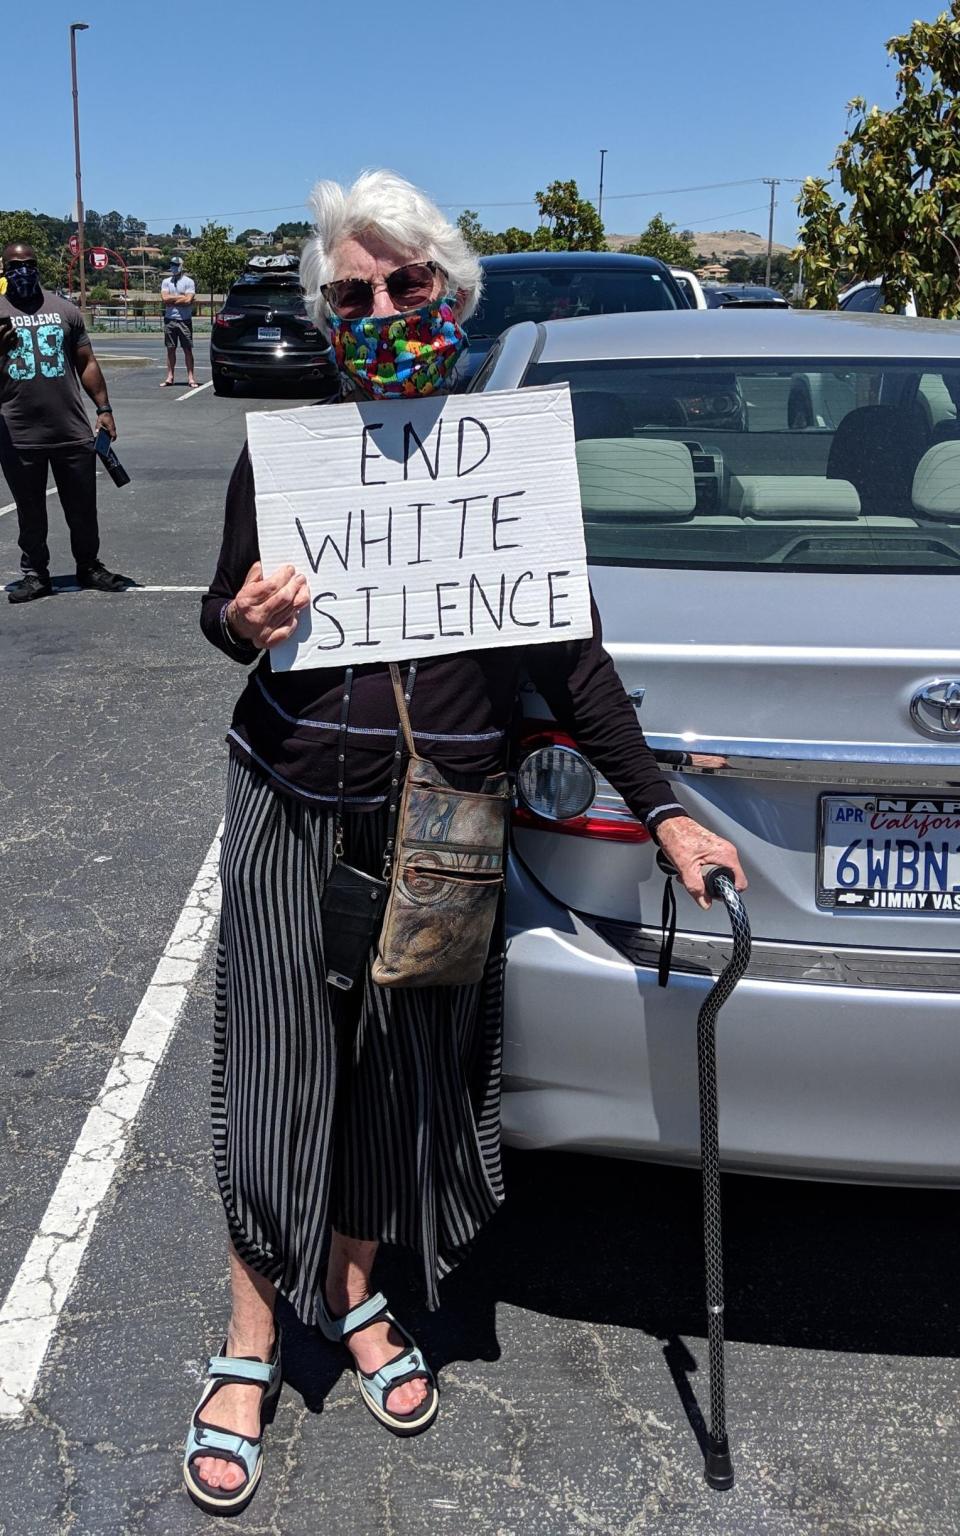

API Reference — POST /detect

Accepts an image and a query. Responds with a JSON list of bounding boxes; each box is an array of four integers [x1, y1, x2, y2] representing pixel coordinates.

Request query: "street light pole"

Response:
[[598, 149, 607, 226], [762, 177, 779, 288], [70, 21, 89, 315]]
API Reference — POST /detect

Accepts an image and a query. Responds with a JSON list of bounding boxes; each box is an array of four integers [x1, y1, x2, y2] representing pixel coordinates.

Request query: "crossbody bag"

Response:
[[370, 663, 511, 989]]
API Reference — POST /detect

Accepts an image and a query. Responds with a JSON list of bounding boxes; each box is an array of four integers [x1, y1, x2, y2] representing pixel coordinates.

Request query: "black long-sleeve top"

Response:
[[200, 446, 686, 833]]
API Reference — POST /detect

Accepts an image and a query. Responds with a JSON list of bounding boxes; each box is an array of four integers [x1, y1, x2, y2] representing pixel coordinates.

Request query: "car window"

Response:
[[673, 276, 694, 305], [468, 268, 679, 338], [840, 286, 882, 313], [227, 283, 305, 311], [523, 357, 960, 573]]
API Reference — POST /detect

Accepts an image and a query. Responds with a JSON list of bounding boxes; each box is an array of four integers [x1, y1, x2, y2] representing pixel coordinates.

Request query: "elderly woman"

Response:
[[185, 170, 746, 1512]]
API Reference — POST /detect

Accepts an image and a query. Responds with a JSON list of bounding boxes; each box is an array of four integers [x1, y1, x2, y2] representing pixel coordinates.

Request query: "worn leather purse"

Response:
[[371, 664, 511, 989]]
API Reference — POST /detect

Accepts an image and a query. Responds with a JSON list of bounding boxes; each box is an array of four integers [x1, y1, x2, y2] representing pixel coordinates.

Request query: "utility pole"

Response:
[[598, 149, 607, 226], [70, 21, 89, 316], [762, 177, 779, 288]]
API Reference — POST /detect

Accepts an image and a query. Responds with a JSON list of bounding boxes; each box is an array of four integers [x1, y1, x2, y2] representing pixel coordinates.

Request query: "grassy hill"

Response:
[[606, 228, 792, 260]]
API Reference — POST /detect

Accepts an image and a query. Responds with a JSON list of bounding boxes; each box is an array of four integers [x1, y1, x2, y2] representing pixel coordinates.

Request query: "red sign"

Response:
[[68, 234, 80, 255], [89, 247, 109, 270]]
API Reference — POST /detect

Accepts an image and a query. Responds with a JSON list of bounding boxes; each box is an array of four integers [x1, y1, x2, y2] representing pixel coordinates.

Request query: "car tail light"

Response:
[[513, 729, 651, 843], [214, 310, 244, 327]]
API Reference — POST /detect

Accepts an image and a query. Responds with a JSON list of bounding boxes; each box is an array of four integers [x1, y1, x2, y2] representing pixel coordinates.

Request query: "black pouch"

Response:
[[318, 663, 410, 992], [320, 861, 388, 991]]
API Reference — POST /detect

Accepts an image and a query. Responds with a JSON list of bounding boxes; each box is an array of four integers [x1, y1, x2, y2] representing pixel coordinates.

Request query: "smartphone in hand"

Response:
[[93, 427, 131, 488]]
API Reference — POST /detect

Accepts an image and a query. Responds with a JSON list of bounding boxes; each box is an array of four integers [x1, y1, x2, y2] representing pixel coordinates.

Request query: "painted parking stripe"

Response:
[[177, 381, 213, 401], [0, 825, 223, 1420], [0, 486, 58, 519]]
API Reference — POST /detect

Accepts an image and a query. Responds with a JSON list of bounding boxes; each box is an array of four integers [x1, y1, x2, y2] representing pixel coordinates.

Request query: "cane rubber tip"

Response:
[[705, 1437, 735, 1491]]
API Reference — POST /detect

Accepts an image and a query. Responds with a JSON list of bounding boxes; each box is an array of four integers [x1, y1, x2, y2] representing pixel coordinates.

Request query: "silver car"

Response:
[[471, 309, 960, 1183]]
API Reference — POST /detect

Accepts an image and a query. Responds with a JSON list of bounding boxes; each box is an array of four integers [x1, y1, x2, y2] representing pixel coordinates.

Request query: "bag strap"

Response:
[[332, 666, 354, 861], [382, 661, 418, 877], [389, 662, 418, 760]]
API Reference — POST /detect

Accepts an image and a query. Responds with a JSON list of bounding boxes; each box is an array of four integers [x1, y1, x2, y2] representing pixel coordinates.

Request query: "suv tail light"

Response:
[[513, 729, 651, 843], [214, 310, 244, 327]]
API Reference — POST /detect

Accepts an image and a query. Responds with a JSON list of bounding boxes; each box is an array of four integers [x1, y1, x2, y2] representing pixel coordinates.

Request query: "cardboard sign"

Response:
[[247, 384, 592, 672]]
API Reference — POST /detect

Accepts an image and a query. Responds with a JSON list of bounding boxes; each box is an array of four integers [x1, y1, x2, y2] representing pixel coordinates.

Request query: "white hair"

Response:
[[300, 169, 483, 332]]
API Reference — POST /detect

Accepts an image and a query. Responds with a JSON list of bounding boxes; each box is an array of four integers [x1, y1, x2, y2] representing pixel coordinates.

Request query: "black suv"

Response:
[[210, 256, 338, 396], [459, 251, 689, 387]]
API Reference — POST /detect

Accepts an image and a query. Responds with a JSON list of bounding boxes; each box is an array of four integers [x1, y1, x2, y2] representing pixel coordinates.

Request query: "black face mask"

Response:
[[5, 264, 41, 303]]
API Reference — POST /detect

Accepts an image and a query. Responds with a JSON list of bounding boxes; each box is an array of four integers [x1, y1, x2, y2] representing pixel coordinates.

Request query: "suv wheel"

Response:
[[213, 372, 234, 397]]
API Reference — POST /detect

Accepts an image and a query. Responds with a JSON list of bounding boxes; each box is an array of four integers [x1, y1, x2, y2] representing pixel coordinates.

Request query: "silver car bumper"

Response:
[[502, 855, 960, 1184]]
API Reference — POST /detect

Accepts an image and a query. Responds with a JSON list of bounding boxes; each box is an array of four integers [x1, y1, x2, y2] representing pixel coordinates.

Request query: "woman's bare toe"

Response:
[[385, 1376, 429, 1415], [196, 1455, 245, 1492]]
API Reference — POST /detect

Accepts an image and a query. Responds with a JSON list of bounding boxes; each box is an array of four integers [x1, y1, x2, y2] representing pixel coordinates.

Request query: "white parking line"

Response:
[[0, 825, 223, 1419], [177, 381, 213, 402], [0, 486, 58, 519]]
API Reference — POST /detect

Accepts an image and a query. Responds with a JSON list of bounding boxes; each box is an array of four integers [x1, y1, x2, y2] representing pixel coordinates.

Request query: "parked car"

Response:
[[704, 283, 789, 308], [470, 307, 960, 1181], [458, 251, 688, 387], [670, 268, 708, 309], [210, 255, 337, 396], [839, 278, 918, 317]]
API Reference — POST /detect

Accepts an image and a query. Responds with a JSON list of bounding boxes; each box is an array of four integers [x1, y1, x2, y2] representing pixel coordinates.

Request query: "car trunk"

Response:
[[217, 284, 320, 356], [514, 564, 960, 949]]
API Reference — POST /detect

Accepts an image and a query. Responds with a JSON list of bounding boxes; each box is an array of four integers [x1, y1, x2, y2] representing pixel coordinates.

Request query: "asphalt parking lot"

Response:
[[0, 343, 957, 1536]]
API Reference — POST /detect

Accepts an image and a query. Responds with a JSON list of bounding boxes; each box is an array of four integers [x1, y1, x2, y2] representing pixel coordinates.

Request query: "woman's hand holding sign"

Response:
[[228, 562, 311, 649]]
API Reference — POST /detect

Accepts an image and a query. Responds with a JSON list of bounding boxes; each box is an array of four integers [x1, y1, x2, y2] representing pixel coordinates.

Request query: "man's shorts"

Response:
[[164, 317, 193, 351]]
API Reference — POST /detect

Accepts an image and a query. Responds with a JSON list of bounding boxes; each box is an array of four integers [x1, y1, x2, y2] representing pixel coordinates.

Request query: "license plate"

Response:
[[258, 326, 281, 341], [818, 794, 960, 913]]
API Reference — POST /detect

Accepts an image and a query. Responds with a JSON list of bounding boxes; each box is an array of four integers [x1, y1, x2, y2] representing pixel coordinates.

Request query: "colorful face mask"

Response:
[[329, 301, 466, 398], [5, 264, 41, 304]]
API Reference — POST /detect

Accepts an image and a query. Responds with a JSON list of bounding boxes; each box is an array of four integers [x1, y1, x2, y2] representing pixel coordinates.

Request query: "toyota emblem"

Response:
[[910, 679, 960, 739]]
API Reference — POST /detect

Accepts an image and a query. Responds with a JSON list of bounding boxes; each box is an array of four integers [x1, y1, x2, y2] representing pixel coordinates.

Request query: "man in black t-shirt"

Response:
[[0, 242, 130, 602]]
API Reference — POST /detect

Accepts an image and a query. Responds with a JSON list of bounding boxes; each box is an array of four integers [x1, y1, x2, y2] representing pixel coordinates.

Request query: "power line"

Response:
[[599, 177, 762, 203], [657, 202, 772, 229], [135, 176, 811, 227]]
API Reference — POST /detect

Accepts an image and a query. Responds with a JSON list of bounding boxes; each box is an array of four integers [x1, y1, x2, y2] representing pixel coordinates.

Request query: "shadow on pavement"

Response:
[[275, 1145, 958, 1427]]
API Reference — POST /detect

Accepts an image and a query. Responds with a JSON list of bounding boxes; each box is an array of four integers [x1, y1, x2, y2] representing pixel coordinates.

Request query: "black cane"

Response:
[[659, 856, 752, 1492]]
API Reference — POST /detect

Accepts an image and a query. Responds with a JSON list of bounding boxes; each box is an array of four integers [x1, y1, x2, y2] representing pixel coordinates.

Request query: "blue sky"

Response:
[[5, 0, 927, 246]]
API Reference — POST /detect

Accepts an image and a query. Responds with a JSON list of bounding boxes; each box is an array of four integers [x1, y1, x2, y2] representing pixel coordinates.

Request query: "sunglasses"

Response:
[[321, 261, 444, 320]]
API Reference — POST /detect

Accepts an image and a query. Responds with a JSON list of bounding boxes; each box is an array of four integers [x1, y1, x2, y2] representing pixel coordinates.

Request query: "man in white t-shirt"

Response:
[[160, 257, 198, 388]]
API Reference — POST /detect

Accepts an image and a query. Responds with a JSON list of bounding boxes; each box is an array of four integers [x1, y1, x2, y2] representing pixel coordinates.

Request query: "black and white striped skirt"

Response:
[[211, 752, 505, 1318]]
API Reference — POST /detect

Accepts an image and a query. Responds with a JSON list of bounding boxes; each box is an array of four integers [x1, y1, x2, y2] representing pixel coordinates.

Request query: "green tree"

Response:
[[501, 226, 535, 252], [0, 210, 60, 285], [725, 251, 799, 294], [621, 212, 697, 267], [84, 209, 104, 247], [237, 228, 264, 245], [456, 210, 506, 255], [101, 211, 125, 249], [191, 222, 246, 307], [88, 282, 112, 303], [798, 2, 960, 316], [274, 220, 311, 241], [533, 180, 605, 250]]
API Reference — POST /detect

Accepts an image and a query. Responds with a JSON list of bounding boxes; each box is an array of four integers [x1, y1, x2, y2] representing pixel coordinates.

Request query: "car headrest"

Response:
[[729, 475, 861, 519], [912, 441, 960, 519], [575, 438, 696, 518]]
